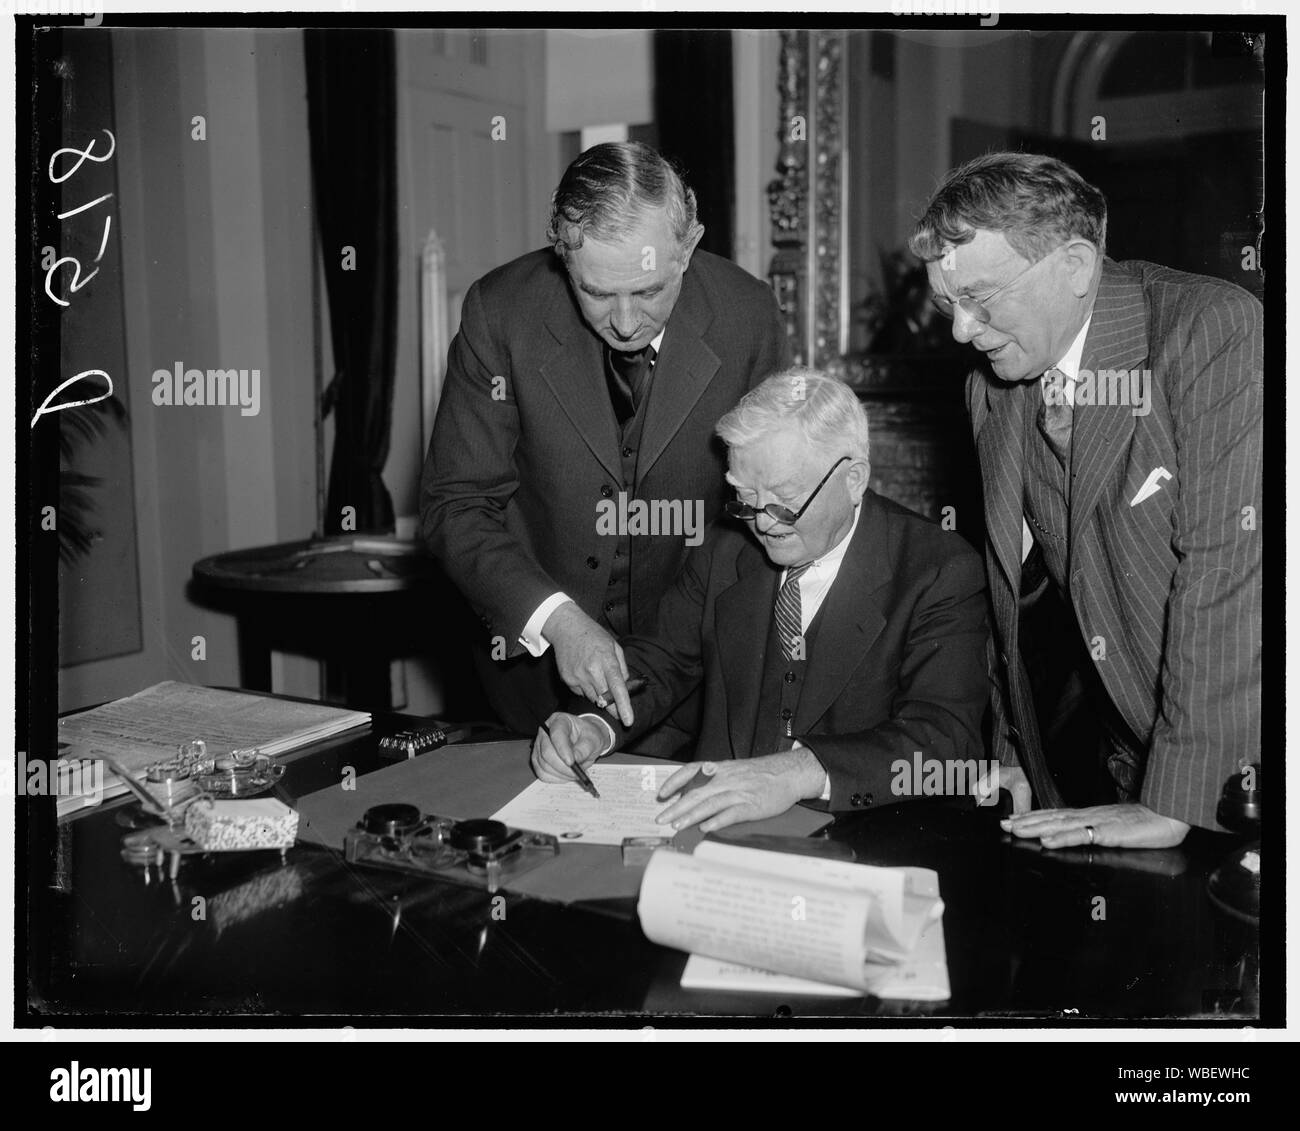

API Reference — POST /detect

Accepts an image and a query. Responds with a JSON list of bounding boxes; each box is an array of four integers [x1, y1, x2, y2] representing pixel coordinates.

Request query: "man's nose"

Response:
[[610, 297, 639, 337], [950, 303, 984, 345], [752, 508, 788, 536]]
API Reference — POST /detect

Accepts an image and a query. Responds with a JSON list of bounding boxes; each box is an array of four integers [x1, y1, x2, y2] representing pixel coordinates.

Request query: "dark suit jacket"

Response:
[[971, 259, 1262, 830], [419, 248, 787, 733], [598, 492, 989, 810]]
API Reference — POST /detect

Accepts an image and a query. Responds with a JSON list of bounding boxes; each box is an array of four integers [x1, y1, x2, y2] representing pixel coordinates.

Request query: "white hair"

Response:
[[715, 368, 870, 463]]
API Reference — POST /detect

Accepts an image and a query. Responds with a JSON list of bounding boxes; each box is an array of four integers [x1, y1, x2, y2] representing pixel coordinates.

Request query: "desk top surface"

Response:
[[30, 709, 1259, 1024]]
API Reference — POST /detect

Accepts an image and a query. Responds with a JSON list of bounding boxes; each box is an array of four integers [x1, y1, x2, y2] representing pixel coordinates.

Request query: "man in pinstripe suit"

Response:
[[909, 153, 1261, 849]]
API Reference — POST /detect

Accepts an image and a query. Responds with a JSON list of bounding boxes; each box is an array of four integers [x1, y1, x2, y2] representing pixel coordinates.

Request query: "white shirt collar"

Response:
[[649, 329, 665, 355], [783, 501, 861, 580], [1048, 314, 1092, 384]]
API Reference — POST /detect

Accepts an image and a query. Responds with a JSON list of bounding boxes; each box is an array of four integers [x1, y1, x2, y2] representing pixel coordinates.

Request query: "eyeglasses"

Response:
[[724, 456, 850, 525], [930, 245, 1063, 323]]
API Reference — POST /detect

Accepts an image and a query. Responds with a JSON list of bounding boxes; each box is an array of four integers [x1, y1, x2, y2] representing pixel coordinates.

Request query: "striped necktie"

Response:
[[1038, 367, 1073, 471], [775, 562, 813, 661]]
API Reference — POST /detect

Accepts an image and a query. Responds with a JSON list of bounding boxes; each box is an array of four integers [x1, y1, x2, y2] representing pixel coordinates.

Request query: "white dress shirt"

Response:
[[780, 500, 862, 634]]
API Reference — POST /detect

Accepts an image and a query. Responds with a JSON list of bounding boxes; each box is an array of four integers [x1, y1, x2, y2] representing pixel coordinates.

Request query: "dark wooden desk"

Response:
[[28, 713, 1259, 1023]]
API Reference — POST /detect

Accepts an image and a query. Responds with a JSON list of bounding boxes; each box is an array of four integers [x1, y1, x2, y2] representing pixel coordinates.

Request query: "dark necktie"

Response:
[[1037, 367, 1073, 472], [774, 562, 813, 661], [604, 344, 655, 426]]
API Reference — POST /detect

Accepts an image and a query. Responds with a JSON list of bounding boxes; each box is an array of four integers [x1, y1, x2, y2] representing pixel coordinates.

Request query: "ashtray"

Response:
[[193, 754, 285, 798]]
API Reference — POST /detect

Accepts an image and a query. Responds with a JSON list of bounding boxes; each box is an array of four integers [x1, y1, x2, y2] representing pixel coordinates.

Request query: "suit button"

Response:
[[604, 601, 616, 613], [622, 446, 634, 458], [600, 485, 614, 498], [780, 707, 792, 721], [862, 793, 873, 806], [850, 793, 863, 807], [586, 556, 599, 569], [784, 672, 796, 683]]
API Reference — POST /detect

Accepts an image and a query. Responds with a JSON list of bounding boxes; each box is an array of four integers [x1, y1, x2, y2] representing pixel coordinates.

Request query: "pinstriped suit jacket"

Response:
[[968, 259, 1262, 830]]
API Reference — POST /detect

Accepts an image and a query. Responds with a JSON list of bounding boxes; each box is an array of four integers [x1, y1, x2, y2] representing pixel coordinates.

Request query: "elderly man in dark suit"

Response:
[[909, 152, 1262, 849], [420, 143, 786, 755], [533, 371, 989, 832]]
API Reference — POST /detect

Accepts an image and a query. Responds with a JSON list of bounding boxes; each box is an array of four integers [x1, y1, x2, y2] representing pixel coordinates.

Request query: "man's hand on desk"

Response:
[[653, 748, 826, 834], [542, 602, 635, 726], [1001, 803, 1190, 849], [531, 712, 607, 782]]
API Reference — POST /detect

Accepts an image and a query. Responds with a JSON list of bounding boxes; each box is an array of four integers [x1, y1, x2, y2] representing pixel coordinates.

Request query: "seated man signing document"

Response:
[[531, 371, 990, 832]]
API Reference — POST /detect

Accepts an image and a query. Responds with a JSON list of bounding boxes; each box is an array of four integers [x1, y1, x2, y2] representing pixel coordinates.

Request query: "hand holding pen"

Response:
[[531, 678, 650, 794], [530, 713, 608, 792], [538, 717, 600, 798]]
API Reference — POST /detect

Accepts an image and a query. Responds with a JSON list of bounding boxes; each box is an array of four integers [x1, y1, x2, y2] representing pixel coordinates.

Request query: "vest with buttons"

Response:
[[751, 594, 825, 758], [597, 382, 654, 638]]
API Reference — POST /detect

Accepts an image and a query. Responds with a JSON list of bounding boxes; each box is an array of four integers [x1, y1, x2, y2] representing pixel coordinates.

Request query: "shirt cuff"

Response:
[[579, 713, 617, 758], [519, 592, 574, 658]]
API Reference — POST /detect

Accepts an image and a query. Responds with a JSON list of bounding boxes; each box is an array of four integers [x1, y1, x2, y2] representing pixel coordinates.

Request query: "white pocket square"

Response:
[[1130, 467, 1173, 507]]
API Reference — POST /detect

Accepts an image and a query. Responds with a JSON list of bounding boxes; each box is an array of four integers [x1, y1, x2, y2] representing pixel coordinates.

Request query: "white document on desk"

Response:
[[680, 892, 950, 1000], [490, 764, 679, 845], [638, 842, 946, 995]]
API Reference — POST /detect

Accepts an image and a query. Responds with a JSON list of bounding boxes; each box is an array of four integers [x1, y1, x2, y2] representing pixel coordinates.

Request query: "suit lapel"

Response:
[[535, 284, 623, 482], [1070, 260, 1148, 551], [714, 540, 779, 760], [975, 375, 1029, 592], [637, 267, 721, 483], [796, 496, 889, 729]]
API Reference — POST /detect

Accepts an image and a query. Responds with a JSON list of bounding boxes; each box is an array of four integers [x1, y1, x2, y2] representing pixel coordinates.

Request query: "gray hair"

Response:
[[547, 141, 698, 258], [716, 368, 870, 464], [909, 151, 1108, 264]]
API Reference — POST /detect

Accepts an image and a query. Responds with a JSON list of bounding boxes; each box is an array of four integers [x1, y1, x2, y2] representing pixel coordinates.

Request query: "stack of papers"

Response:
[[638, 841, 949, 999], [55, 682, 370, 816]]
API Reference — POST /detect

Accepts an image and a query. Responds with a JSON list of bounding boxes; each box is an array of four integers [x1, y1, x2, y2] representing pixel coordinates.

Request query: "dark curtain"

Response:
[[305, 29, 399, 533], [652, 30, 735, 260]]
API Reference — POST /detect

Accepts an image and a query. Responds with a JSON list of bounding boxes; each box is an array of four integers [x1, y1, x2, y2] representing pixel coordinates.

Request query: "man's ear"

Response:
[[847, 458, 871, 502], [678, 222, 706, 270], [1062, 238, 1099, 297]]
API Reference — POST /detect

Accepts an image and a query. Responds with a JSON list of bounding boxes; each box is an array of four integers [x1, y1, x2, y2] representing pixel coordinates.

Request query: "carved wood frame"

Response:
[[767, 28, 849, 374]]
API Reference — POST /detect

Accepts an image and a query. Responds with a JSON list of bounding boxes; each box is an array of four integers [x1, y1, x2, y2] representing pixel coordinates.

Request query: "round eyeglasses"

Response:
[[724, 456, 850, 525], [930, 245, 1063, 324]]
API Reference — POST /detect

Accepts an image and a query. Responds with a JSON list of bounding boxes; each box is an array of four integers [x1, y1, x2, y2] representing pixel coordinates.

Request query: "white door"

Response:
[[389, 29, 557, 521]]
